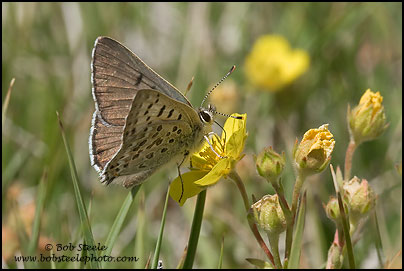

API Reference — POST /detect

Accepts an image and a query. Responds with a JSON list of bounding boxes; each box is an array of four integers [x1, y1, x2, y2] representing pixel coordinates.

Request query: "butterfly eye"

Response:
[[200, 110, 213, 124]]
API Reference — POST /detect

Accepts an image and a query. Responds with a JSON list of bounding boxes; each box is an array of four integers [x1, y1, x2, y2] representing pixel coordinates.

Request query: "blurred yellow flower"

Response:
[[169, 113, 247, 205], [244, 34, 310, 91]]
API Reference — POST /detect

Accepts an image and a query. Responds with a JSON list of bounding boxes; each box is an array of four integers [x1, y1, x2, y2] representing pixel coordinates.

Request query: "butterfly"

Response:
[[89, 36, 234, 189]]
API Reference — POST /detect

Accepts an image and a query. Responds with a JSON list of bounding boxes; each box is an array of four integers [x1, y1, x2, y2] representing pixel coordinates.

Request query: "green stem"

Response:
[[151, 187, 170, 269], [344, 140, 357, 181], [267, 233, 282, 268], [285, 172, 306, 261], [371, 210, 385, 268], [182, 189, 207, 269], [272, 181, 292, 225], [337, 192, 355, 269], [229, 170, 275, 267], [291, 172, 306, 217], [229, 171, 249, 211]]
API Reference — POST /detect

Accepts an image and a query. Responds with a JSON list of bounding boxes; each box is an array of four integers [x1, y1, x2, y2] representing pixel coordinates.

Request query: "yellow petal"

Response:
[[191, 151, 214, 171], [223, 113, 247, 159], [169, 171, 208, 206], [357, 89, 383, 119], [194, 158, 231, 187], [191, 135, 224, 170]]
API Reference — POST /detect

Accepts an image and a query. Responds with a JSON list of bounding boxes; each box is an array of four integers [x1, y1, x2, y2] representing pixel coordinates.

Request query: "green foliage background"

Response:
[[2, 2, 402, 268]]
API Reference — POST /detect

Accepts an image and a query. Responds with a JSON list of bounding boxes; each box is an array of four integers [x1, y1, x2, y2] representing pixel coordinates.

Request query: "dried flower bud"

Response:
[[343, 176, 376, 225], [250, 194, 286, 236], [348, 89, 388, 144], [256, 147, 285, 186], [294, 124, 335, 176]]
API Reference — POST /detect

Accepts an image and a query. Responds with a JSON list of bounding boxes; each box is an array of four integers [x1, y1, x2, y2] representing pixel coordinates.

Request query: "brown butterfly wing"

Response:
[[89, 36, 191, 175], [102, 89, 204, 187]]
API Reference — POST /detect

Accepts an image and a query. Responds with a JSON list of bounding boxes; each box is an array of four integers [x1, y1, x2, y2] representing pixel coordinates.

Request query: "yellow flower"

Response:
[[169, 113, 247, 205], [294, 124, 335, 175], [244, 34, 310, 92], [348, 89, 388, 144]]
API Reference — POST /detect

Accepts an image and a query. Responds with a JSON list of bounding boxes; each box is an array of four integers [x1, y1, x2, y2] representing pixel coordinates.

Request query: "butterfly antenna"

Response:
[[201, 65, 236, 107], [213, 110, 243, 120]]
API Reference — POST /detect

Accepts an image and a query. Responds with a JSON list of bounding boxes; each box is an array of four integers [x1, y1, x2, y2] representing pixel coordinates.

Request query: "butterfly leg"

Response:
[[177, 150, 190, 203]]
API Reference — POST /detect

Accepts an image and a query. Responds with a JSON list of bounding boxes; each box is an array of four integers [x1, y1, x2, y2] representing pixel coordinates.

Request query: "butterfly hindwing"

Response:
[[89, 112, 124, 173], [102, 89, 204, 186]]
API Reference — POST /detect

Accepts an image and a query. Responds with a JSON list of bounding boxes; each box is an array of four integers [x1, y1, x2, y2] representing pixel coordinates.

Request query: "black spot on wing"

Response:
[[157, 105, 166, 117]]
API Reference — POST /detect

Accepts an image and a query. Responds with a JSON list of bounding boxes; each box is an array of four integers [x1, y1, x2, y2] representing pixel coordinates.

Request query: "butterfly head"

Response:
[[198, 104, 216, 125]]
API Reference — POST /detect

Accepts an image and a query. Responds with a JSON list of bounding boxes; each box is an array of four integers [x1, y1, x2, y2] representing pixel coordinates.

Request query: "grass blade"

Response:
[[50, 249, 56, 269], [134, 190, 145, 268], [176, 246, 188, 269], [102, 185, 141, 267], [288, 191, 307, 269], [218, 236, 224, 269], [182, 189, 207, 269], [2, 77, 15, 130], [337, 191, 355, 269], [27, 168, 48, 256], [144, 253, 152, 269], [246, 258, 274, 269], [151, 185, 170, 269], [56, 111, 100, 269], [12, 203, 30, 269], [372, 209, 385, 268], [103, 186, 141, 253]]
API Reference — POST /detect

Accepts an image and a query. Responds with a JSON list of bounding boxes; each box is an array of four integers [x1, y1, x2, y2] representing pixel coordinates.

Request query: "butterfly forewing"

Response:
[[91, 36, 190, 126], [90, 112, 124, 172], [90, 36, 191, 175], [102, 89, 204, 186]]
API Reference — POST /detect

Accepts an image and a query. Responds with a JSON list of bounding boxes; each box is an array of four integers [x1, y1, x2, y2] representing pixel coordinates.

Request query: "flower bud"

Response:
[[250, 194, 286, 236], [348, 89, 388, 144], [326, 242, 343, 269], [294, 124, 335, 176], [256, 147, 285, 186], [325, 197, 341, 223], [343, 177, 376, 225]]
